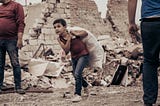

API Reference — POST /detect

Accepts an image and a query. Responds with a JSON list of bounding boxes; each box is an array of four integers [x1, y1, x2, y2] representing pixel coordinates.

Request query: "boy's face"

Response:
[[53, 23, 66, 36]]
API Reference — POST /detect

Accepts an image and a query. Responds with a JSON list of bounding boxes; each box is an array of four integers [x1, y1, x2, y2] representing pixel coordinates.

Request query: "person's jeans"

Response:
[[72, 54, 89, 96], [141, 21, 160, 104], [0, 39, 21, 89]]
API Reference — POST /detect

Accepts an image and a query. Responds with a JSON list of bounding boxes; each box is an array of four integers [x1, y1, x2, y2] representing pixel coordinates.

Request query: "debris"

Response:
[[28, 59, 49, 76], [110, 65, 128, 85]]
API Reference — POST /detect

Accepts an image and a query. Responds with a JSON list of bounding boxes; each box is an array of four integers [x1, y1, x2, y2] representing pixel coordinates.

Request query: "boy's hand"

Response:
[[70, 30, 75, 36], [67, 34, 72, 41]]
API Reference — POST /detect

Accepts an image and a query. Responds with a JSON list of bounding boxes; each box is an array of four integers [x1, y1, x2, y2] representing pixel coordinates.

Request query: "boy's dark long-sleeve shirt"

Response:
[[0, 1, 25, 39]]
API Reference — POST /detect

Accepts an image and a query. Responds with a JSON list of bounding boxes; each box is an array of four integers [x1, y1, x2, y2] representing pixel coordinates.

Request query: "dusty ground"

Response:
[[0, 81, 160, 106], [0, 86, 141, 106]]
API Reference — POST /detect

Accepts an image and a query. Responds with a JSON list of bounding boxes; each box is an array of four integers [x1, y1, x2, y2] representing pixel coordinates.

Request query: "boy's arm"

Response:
[[57, 36, 71, 55], [70, 30, 88, 38]]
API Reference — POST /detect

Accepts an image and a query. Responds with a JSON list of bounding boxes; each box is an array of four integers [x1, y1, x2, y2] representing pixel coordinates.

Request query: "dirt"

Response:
[[1, 79, 160, 106], [0, 82, 155, 106]]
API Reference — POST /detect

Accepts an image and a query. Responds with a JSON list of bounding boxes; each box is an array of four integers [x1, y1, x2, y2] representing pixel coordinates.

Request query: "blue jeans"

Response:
[[0, 39, 21, 89], [141, 21, 160, 104], [72, 54, 89, 96]]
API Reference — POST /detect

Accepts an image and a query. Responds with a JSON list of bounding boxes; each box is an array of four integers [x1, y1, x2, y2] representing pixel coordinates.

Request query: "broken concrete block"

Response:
[[120, 57, 128, 66], [19, 50, 31, 67], [28, 59, 49, 76], [63, 91, 72, 99], [37, 76, 52, 89], [50, 78, 69, 88], [4, 76, 14, 85], [44, 62, 64, 77]]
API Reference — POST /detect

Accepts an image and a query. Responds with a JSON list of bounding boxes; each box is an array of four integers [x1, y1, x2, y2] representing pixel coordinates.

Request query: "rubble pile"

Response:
[[3, 35, 144, 92], [2, 0, 146, 92]]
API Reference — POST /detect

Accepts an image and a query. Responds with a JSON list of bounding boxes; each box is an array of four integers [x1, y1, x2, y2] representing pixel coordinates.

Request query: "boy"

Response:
[[53, 18, 89, 102]]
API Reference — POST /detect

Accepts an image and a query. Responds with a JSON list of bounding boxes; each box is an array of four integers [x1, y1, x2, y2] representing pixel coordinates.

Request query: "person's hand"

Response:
[[129, 23, 139, 43], [17, 39, 23, 49], [70, 30, 75, 36], [129, 23, 138, 34]]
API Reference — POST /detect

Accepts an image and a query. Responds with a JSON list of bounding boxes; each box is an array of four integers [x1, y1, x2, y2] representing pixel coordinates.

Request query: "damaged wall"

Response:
[[22, 0, 132, 58], [107, 0, 129, 38], [68, 0, 112, 35], [23, 0, 114, 57]]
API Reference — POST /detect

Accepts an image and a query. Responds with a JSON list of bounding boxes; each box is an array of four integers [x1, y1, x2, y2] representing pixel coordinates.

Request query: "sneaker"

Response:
[[16, 88, 25, 94], [83, 87, 89, 97], [71, 94, 82, 102]]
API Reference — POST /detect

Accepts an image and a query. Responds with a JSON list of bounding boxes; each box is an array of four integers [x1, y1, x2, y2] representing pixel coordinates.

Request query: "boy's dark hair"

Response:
[[53, 18, 67, 26]]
